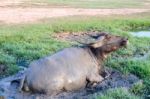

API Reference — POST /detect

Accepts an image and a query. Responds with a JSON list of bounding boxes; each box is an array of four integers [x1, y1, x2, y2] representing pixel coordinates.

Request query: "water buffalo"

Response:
[[19, 33, 128, 95]]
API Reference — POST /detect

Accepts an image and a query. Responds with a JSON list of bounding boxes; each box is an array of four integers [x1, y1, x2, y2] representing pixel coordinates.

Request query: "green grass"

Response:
[[0, 13, 150, 98], [28, 0, 150, 8], [97, 87, 142, 99], [0, 23, 70, 77]]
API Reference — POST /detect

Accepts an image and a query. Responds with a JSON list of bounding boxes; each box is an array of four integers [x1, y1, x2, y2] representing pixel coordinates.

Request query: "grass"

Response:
[[27, 0, 150, 8], [97, 87, 142, 99], [0, 23, 70, 77], [0, 13, 150, 98]]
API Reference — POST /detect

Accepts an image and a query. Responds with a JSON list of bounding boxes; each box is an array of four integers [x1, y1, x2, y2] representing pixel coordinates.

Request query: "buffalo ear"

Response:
[[88, 36, 105, 48]]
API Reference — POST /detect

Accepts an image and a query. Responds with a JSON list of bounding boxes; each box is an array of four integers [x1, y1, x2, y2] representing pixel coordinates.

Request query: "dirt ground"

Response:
[[0, 7, 149, 24], [0, 0, 149, 24], [0, 0, 23, 6]]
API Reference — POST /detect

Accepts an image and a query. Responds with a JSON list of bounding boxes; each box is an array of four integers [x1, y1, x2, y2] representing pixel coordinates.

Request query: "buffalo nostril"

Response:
[[122, 40, 126, 43]]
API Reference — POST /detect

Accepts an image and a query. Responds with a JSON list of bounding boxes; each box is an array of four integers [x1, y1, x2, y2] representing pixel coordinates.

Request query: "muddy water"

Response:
[[131, 31, 150, 37], [0, 68, 140, 99]]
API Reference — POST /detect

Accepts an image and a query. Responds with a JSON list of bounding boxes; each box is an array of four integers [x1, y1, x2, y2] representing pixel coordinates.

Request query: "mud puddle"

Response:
[[0, 68, 140, 99], [131, 30, 150, 37]]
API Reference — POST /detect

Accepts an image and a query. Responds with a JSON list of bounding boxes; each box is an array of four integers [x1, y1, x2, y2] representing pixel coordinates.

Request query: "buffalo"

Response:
[[18, 33, 128, 95]]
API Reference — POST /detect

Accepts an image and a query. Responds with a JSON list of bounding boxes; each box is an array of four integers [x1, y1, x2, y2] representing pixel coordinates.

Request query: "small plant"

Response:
[[129, 81, 145, 96], [143, 78, 150, 99]]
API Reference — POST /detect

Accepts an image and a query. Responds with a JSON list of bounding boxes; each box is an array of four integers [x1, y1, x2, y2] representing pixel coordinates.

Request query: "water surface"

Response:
[[131, 31, 150, 37]]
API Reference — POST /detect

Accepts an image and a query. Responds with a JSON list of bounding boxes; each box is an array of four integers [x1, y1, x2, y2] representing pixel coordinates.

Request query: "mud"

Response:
[[53, 31, 104, 43], [0, 68, 139, 99]]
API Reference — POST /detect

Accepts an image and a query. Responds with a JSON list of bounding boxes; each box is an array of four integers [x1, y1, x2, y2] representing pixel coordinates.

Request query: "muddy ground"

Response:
[[0, 0, 149, 24], [0, 7, 149, 24], [0, 68, 140, 99]]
